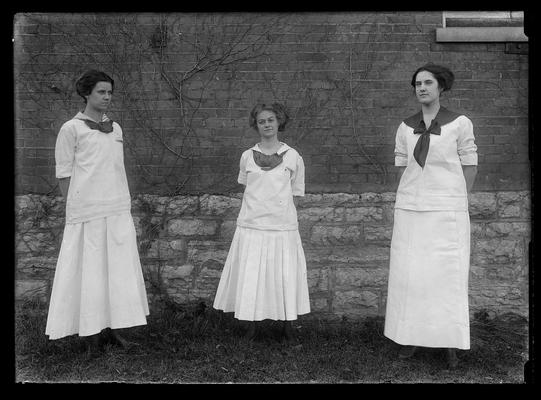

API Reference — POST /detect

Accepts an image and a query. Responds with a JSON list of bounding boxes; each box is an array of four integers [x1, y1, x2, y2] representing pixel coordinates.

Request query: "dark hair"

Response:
[[75, 69, 115, 103], [410, 63, 454, 92], [249, 103, 290, 132]]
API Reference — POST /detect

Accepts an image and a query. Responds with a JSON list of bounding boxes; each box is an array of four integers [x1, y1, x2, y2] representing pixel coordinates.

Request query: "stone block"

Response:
[[344, 207, 383, 222], [309, 297, 329, 313], [364, 225, 393, 242], [469, 285, 527, 310], [334, 290, 380, 312], [146, 239, 188, 260], [328, 245, 390, 264], [359, 192, 382, 203], [307, 267, 329, 292], [219, 220, 238, 242], [310, 224, 363, 245], [167, 219, 218, 236], [497, 191, 530, 219], [199, 194, 242, 217], [303, 247, 333, 264], [470, 222, 485, 238], [165, 196, 200, 216], [161, 264, 195, 280], [187, 241, 229, 266], [16, 256, 56, 280], [295, 194, 323, 208], [469, 192, 497, 218], [15, 280, 49, 301], [320, 193, 363, 206], [15, 230, 60, 254], [472, 238, 524, 265], [470, 262, 527, 282], [484, 222, 530, 238], [380, 192, 396, 202], [297, 206, 345, 222], [334, 267, 388, 289]]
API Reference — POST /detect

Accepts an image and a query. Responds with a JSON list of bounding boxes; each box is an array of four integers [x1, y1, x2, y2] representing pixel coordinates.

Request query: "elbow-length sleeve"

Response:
[[394, 123, 408, 167], [237, 151, 248, 185], [457, 116, 478, 166], [55, 123, 77, 178], [291, 153, 305, 196]]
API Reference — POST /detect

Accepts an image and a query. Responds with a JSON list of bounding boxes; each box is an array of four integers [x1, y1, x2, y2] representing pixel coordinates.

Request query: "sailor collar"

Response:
[[403, 107, 462, 130]]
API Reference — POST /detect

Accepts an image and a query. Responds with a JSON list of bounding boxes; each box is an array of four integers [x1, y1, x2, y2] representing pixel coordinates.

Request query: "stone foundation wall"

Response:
[[15, 191, 530, 319]]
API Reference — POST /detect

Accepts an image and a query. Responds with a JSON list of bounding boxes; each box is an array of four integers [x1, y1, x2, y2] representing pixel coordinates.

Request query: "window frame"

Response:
[[436, 11, 527, 42]]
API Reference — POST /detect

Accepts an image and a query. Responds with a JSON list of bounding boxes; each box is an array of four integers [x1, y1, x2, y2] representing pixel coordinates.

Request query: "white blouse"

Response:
[[55, 112, 132, 224], [236, 142, 305, 231], [394, 107, 478, 211]]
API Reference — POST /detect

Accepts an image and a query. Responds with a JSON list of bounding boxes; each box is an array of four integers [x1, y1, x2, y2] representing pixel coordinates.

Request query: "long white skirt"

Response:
[[213, 226, 310, 321], [384, 209, 471, 350], [45, 212, 149, 339]]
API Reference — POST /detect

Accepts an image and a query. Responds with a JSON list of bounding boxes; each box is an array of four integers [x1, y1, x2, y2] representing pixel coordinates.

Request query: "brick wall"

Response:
[[14, 12, 529, 195]]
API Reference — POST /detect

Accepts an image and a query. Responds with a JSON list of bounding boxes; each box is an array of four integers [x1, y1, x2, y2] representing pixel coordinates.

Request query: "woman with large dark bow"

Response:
[[384, 64, 478, 369], [46, 70, 149, 355], [213, 103, 310, 342]]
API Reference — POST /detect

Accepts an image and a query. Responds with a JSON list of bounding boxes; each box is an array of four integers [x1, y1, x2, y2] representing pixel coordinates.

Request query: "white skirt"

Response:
[[213, 226, 310, 321], [45, 212, 149, 339], [384, 209, 471, 350]]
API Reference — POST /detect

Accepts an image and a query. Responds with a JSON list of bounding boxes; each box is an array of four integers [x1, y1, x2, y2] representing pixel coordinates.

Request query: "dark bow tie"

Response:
[[252, 149, 288, 170], [83, 119, 114, 133], [413, 119, 441, 168]]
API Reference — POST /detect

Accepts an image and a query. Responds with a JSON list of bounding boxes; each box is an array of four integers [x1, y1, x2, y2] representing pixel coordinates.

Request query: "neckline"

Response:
[[75, 111, 109, 123], [255, 142, 286, 155]]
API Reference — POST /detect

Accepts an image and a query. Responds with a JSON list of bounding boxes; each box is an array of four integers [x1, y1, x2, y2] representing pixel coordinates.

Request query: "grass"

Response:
[[15, 299, 529, 383]]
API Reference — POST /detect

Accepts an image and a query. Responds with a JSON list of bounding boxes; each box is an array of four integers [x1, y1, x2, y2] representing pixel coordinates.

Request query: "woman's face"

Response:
[[256, 110, 279, 138], [86, 81, 113, 113], [414, 70, 442, 105]]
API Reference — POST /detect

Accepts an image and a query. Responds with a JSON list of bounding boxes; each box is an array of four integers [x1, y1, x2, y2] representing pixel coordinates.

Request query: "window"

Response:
[[436, 11, 527, 42]]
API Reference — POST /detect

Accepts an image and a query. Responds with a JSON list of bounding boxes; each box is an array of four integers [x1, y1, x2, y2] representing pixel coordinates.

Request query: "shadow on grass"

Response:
[[15, 298, 528, 383]]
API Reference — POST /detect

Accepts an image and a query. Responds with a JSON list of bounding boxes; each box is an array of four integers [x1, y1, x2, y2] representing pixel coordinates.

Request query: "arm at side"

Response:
[[58, 177, 70, 199], [462, 165, 477, 194]]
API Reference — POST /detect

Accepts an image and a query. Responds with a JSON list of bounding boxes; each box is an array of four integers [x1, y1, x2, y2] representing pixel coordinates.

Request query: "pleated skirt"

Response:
[[213, 226, 311, 321], [384, 209, 471, 350], [45, 212, 149, 340]]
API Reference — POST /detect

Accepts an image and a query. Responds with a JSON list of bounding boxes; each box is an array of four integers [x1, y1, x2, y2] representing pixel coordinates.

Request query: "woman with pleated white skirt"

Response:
[[384, 63, 478, 369], [213, 103, 310, 341], [45, 70, 149, 354]]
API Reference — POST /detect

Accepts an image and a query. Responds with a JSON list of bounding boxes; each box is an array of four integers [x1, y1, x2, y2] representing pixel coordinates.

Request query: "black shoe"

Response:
[[282, 321, 298, 344], [84, 334, 102, 359], [244, 323, 258, 341], [398, 345, 417, 359], [446, 348, 459, 369], [103, 328, 138, 350]]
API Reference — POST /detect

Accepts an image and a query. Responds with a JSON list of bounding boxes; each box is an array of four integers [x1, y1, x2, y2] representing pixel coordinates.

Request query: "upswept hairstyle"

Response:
[[75, 69, 115, 103], [249, 103, 290, 132], [411, 63, 455, 93]]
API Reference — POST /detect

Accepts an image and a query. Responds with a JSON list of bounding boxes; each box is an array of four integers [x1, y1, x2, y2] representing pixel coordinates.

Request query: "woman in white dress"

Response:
[[383, 64, 478, 369], [213, 103, 310, 341], [45, 70, 149, 354]]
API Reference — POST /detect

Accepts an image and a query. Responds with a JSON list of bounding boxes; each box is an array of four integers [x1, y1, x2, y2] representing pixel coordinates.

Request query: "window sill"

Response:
[[436, 27, 527, 42]]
